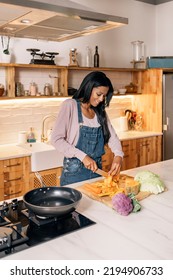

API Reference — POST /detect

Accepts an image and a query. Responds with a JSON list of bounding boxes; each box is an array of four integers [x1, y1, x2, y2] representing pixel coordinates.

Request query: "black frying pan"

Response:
[[23, 187, 82, 218]]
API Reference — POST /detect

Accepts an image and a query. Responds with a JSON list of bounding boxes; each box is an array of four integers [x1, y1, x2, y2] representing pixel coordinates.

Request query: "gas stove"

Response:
[[0, 199, 95, 259]]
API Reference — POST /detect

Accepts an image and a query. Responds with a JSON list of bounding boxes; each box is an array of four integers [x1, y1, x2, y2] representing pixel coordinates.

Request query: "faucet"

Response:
[[41, 114, 56, 142]]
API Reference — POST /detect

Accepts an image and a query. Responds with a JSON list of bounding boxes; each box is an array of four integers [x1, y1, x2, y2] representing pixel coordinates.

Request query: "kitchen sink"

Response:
[[17, 142, 64, 172]]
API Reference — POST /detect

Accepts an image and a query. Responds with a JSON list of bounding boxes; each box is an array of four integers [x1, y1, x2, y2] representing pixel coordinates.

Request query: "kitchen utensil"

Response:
[[23, 186, 82, 217], [95, 168, 108, 177]]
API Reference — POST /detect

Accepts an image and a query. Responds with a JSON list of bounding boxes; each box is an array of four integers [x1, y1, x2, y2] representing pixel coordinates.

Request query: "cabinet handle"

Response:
[[140, 144, 149, 147], [4, 190, 22, 197], [122, 144, 129, 147], [4, 177, 22, 182], [4, 163, 21, 168]]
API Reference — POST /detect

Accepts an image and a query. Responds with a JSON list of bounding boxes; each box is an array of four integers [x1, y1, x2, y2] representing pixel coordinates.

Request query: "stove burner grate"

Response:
[[0, 223, 29, 253]]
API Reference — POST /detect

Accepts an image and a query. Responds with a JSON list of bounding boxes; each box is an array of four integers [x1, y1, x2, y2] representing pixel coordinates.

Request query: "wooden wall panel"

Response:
[[132, 69, 162, 132]]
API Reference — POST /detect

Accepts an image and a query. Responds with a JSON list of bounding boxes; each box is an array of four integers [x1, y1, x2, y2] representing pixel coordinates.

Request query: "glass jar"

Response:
[[30, 82, 37, 96], [131, 41, 144, 61], [44, 83, 51, 96]]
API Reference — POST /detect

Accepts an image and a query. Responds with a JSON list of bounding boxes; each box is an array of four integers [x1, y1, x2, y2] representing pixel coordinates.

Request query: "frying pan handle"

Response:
[[35, 172, 46, 187]]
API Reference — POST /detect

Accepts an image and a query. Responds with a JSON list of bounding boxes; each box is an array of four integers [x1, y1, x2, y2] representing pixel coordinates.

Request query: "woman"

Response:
[[51, 71, 124, 186]]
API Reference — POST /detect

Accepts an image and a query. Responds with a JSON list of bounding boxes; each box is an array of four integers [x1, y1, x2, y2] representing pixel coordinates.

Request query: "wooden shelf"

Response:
[[0, 63, 145, 100]]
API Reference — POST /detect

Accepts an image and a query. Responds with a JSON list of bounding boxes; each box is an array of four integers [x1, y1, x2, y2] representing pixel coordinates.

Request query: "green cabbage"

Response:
[[134, 170, 165, 194]]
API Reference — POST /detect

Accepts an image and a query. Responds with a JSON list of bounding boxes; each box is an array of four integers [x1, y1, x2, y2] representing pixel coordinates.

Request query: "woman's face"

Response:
[[89, 86, 109, 107]]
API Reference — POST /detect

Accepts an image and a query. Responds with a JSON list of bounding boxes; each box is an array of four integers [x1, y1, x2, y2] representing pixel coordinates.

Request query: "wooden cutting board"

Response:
[[76, 174, 151, 209]]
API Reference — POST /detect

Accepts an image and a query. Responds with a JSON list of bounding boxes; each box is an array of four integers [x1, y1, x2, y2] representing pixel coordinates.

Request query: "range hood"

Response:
[[0, 0, 128, 42]]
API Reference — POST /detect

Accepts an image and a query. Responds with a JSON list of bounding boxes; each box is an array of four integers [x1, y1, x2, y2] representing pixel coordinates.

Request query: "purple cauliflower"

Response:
[[112, 193, 133, 216]]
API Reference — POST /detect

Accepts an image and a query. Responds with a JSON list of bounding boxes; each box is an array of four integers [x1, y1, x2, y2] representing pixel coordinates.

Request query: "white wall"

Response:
[[0, 0, 172, 145], [156, 2, 173, 55]]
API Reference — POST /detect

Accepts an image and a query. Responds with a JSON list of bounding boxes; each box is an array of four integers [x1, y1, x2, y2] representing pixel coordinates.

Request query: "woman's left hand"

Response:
[[108, 156, 123, 177]]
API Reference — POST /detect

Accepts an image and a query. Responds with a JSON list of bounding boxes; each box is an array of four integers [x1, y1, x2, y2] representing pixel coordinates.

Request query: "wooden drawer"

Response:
[[4, 180, 23, 199], [2, 158, 24, 172], [3, 170, 23, 181]]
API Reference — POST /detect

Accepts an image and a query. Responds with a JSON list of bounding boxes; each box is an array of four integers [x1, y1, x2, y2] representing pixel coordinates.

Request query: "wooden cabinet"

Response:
[[102, 135, 162, 172], [0, 156, 62, 200], [0, 63, 144, 99], [136, 135, 162, 167], [121, 139, 138, 170], [29, 167, 62, 189], [0, 156, 30, 200]]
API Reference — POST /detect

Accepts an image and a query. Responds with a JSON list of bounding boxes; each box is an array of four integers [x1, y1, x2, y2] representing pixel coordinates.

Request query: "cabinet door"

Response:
[[136, 137, 151, 166], [121, 139, 137, 171], [147, 135, 162, 164], [30, 167, 62, 189], [1, 157, 30, 200]]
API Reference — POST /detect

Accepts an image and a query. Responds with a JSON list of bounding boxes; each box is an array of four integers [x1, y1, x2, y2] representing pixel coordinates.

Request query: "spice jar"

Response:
[[30, 82, 37, 96], [44, 83, 51, 96]]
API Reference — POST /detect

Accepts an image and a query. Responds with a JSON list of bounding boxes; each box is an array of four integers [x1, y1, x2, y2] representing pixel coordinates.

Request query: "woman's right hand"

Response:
[[82, 155, 98, 172]]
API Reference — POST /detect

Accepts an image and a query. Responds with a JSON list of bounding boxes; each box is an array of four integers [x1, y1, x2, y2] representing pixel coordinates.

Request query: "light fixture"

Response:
[[20, 19, 31, 24]]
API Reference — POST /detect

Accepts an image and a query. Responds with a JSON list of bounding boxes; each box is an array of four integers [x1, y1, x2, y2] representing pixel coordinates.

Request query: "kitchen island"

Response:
[[1, 159, 173, 260]]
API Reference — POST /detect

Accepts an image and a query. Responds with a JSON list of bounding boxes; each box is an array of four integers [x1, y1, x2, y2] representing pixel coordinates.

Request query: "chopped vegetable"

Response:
[[134, 170, 165, 194]]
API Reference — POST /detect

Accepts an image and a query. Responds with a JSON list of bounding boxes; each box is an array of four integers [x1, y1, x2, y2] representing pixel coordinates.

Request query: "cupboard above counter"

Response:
[[0, 63, 145, 99]]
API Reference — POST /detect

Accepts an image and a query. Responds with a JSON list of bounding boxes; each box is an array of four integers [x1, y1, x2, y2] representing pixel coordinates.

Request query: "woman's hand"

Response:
[[108, 156, 123, 177], [82, 155, 98, 172]]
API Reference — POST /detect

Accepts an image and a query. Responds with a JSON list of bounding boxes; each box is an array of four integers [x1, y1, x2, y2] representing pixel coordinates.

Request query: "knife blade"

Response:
[[95, 168, 108, 177]]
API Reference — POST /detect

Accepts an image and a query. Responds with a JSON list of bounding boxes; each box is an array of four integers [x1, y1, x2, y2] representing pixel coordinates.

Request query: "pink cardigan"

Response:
[[51, 99, 124, 162]]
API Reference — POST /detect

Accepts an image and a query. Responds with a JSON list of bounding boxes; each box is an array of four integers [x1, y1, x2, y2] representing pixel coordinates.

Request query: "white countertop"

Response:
[[116, 130, 162, 141], [2, 159, 173, 260], [0, 131, 162, 160], [0, 144, 31, 160]]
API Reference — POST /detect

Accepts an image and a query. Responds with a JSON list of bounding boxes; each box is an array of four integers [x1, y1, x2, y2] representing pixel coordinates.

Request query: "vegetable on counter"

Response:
[[112, 193, 133, 216], [134, 170, 165, 194]]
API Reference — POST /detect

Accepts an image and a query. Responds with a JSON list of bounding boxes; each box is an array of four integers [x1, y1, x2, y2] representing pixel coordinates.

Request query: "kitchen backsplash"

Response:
[[0, 96, 133, 145]]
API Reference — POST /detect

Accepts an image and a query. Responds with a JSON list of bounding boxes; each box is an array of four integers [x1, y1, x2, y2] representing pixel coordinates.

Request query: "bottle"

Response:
[[27, 127, 36, 143], [86, 46, 92, 67], [94, 46, 99, 67]]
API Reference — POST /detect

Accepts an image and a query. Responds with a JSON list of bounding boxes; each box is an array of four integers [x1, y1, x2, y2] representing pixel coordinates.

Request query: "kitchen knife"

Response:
[[95, 168, 108, 177]]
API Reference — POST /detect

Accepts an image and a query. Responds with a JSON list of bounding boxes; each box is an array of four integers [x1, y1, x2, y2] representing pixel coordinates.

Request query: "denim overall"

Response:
[[60, 100, 105, 186]]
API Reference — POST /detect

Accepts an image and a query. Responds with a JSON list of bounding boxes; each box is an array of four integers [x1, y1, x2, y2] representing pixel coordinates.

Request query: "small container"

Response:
[[118, 88, 127, 94], [30, 82, 37, 96], [18, 131, 27, 144], [44, 83, 51, 96], [27, 127, 36, 142], [15, 82, 23, 97], [119, 116, 128, 131]]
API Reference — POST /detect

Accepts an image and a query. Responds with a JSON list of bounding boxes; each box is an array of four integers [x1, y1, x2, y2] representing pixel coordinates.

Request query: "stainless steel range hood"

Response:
[[0, 0, 128, 42]]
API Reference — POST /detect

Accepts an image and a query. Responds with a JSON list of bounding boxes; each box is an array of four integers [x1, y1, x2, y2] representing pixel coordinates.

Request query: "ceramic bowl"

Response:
[[118, 88, 127, 94]]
